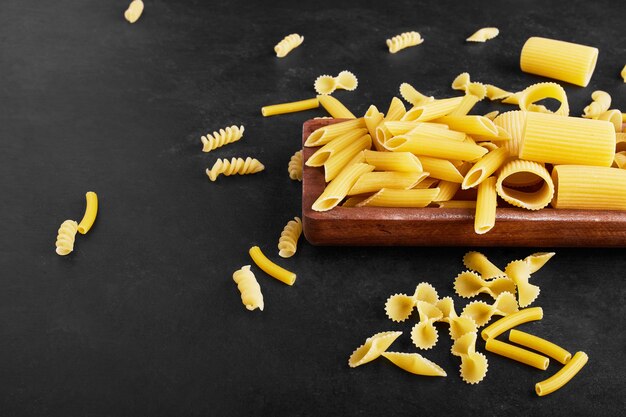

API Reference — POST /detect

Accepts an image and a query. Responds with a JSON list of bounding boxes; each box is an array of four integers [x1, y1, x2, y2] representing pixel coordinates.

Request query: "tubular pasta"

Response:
[[306, 128, 368, 167], [402, 97, 464, 122], [520, 37, 599, 87], [496, 159, 554, 210], [318, 95, 356, 119], [412, 177, 439, 189], [474, 177, 497, 235], [55, 220, 78, 256], [505, 260, 540, 308], [288, 150, 303, 181], [614, 152, 626, 169], [249, 246, 296, 285], [411, 301, 443, 350], [387, 31, 424, 53], [463, 251, 505, 279], [597, 109, 623, 133], [493, 110, 526, 158], [206, 157, 265, 181], [348, 171, 428, 196], [274, 33, 304, 58], [449, 91, 484, 117], [385, 97, 406, 121], [461, 291, 518, 327], [462, 147, 509, 189], [436, 116, 499, 137], [374, 124, 393, 148], [502, 91, 523, 105], [312, 163, 375, 211], [485, 85, 513, 101], [550, 165, 626, 210], [384, 135, 488, 161], [454, 271, 516, 300], [348, 331, 403, 368], [304, 118, 366, 147], [381, 352, 447, 376], [466, 27, 499, 42], [485, 338, 550, 370], [201, 125, 244, 153], [509, 330, 572, 365], [232, 265, 264, 311], [433, 163, 471, 202], [364, 105, 385, 151], [77, 191, 98, 234], [356, 188, 440, 208], [262, 98, 319, 117], [483, 110, 500, 120], [363, 150, 423, 172], [582, 90, 611, 118], [419, 157, 464, 182], [481, 307, 543, 341], [535, 352, 588, 396], [406, 123, 466, 142], [451, 332, 489, 384], [399, 83, 434, 106], [323, 135, 372, 181], [518, 82, 570, 116], [124, 0, 144, 23], [278, 217, 302, 258]]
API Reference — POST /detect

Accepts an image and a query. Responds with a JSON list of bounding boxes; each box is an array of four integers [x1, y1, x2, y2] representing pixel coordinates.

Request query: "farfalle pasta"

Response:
[[399, 83, 434, 106], [466, 27, 499, 42], [201, 125, 245, 153], [384, 282, 438, 322], [454, 271, 516, 300], [462, 251, 505, 279], [206, 157, 265, 181], [274, 33, 303, 58], [461, 291, 518, 327], [55, 220, 78, 256], [505, 260, 540, 308], [411, 301, 443, 350], [381, 352, 447, 377], [232, 265, 264, 311], [288, 150, 303, 181], [386, 31, 424, 53], [451, 332, 489, 384], [348, 331, 402, 368], [436, 297, 478, 341], [277, 217, 302, 258], [314, 71, 358, 95]]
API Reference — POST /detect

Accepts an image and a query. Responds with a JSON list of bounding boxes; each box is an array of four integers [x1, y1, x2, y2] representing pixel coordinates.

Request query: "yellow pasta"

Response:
[[402, 97, 464, 122], [451, 332, 489, 384], [615, 152, 626, 169], [387, 31, 424, 53], [201, 125, 245, 153], [483, 110, 500, 120], [318, 94, 356, 118], [535, 352, 588, 396], [385, 293, 417, 322], [381, 352, 447, 376], [399, 83, 434, 106], [314, 70, 358, 95], [385, 97, 407, 121], [348, 331, 403, 368], [262, 98, 319, 117], [433, 163, 470, 202], [466, 27, 499, 42], [485, 338, 549, 370], [274, 33, 304, 58], [411, 301, 443, 350], [374, 124, 393, 148], [461, 291, 518, 327], [451, 72, 470, 92], [323, 135, 372, 181], [509, 330, 572, 364], [384, 135, 488, 161], [496, 159, 554, 210], [306, 128, 368, 167], [501, 91, 522, 105], [278, 217, 302, 258], [550, 165, 626, 210], [622, 65, 626, 82], [597, 109, 623, 133], [206, 157, 265, 181], [493, 110, 525, 158], [436, 116, 499, 137], [524, 252, 555, 274], [616, 133, 626, 152], [363, 149, 423, 172], [232, 265, 264, 311], [312, 163, 375, 211], [249, 246, 296, 286], [582, 90, 611, 119], [520, 37, 599, 87], [364, 105, 385, 150], [356, 188, 439, 208], [414, 282, 439, 304], [55, 220, 78, 256], [412, 177, 439, 189], [463, 251, 505, 279], [348, 171, 428, 195], [419, 157, 465, 182], [462, 147, 508, 189], [406, 123, 466, 141], [77, 191, 98, 234], [435, 297, 478, 340], [481, 307, 543, 341], [454, 271, 516, 299], [485, 85, 513, 101], [518, 82, 569, 116], [434, 200, 476, 209], [304, 118, 366, 147], [474, 177, 497, 235], [506, 260, 540, 308], [124, 0, 144, 23], [288, 150, 303, 181]]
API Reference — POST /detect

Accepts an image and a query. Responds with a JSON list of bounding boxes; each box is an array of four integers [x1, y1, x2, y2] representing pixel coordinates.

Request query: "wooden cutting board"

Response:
[[301, 118, 626, 247]]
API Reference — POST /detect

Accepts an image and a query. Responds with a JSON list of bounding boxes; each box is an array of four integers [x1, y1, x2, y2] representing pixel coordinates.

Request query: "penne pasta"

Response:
[[363, 149, 423, 172], [384, 121, 448, 136], [384, 135, 488, 161], [364, 105, 385, 151], [434, 200, 476, 209], [475, 177, 497, 234], [318, 95, 356, 119], [419, 156, 465, 183], [436, 115, 499, 137], [406, 123, 466, 141], [348, 171, 428, 195], [385, 97, 407, 121], [550, 165, 626, 210], [462, 147, 509, 189], [357, 188, 440, 208], [304, 118, 366, 147], [262, 97, 319, 117], [323, 135, 372, 181], [483, 110, 500, 120], [434, 163, 471, 201], [402, 97, 465, 122], [312, 163, 375, 211], [305, 128, 368, 167]]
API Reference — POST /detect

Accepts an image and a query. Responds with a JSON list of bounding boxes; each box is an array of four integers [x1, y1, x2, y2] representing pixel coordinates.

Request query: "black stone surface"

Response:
[[1, 0, 625, 415]]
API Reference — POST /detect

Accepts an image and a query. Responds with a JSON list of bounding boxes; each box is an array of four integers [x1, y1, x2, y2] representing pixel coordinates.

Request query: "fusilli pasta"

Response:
[[206, 157, 265, 181], [55, 220, 78, 256], [201, 125, 244, 153], [278, 217, 302, 258]]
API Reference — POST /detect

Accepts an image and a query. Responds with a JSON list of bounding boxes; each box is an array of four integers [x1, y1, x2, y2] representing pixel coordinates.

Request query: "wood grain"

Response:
[[302, 118, 626, 247]]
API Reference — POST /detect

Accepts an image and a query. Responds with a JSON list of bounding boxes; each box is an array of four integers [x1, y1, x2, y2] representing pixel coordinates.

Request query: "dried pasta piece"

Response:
[[411, 301, 443, 350], [402, 97, 465, 122], [363, 150, 423, 172], [288, 150, 303, 181], [414, 282, 439, 304], [387, 31, 424, 53], [520, 37, 599, 87], [524, 252, 555, 274], [436, 116, 499, 138], [278, 217, 302, 258], [582, 91, 611, 119], [597, 109, 623, 133], [262, 98, 319, 117], [509, 329, 572, 365], [493, 110, 525, 158], [622, 65, 626, 82], [201, 125, 244, 153], [274, 33, 304, 58], [232, 265, 264, 311], [481, 307, 543, 341], [535, 352, 588, 396], [357, 188, 440, 208], [124, 0, 144, 24], [384, 134, 488, 161], [342, 195, 370, 207], [461, 291, 519, 327], [420, 157, 464, 183], [614, 152, 626, 169], [318, 95, 356, 119], [314, 71, 358, 95], [501, 91, 522, 105], [364, 105, 385, 151], [451, 332, 489, 384], [306, 129, 368, 167], [55, 220, 78, 256], [462, 147, 509, 189], [405, 123, 466, 142], [451, 73, 470, 92], [449, 85, 487, 117], [206, 157, 265, 181], [551, 165, 626, 210], [382, 352, 447, 376], [399, 83, 434, 107], [474, 176, 497, 234], [348, 331, 403, 368], [305, 120, 366, 148], [434, 200, 476, 209], [249, 246, 296, 286], [348, 172, 428, 196], [496, 159, 554, 210], [483, 110, 499, 120], [77, 191, 98, 234], [454, 271, 516, 300], [323, 135, 372, 181], [385, 293, 417, 322], [385, 97, 406, 121], [313, 163, 375, 211], [433, 163, 471, 202], [463, 251, 505, 279], [436, 297, 478, 340], [466, 27, 499, 43], [485, 85, 513, 101], [485, 338, 550, 370], [518, 82, 570, 116], [505, 260, 540, 308]]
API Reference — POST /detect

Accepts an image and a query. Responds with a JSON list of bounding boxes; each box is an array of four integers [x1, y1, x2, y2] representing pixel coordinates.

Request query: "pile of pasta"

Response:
[[349, 251, 588, 396], [303, 75, 625, 234]]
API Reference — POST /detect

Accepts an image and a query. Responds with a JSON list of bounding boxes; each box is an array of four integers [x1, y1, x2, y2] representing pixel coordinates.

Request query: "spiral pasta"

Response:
[[274, 33, 304, 58], [55, 220, 78, 256], [206, 157, 265, 181], [201, 125, 244, 153], [288, 150, 303, 181], [386, 31, 424, 53], [232, 265, 264, 311], [278, 217, 302, 258], [124, 0, 144, 24]]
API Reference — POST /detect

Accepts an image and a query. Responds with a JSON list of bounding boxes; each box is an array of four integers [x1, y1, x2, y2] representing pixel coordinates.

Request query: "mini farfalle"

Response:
[[462, 251, 505, 279], [274, 33, 304, 58], [410, 301, 443, 350], [386, 31, 424, 53], [348, 331, 402, 368], [206, 157, 265, 181], [201, 125, 244, 153], [399, 83, 434, 106], [314, 71, 359, 95], [384, 282, 439, 322], [505, 260, 541, 308], [288, 150, 303, 181], [436, 297, 477, 340], [466, 27, 500, 43], [461, 291, 518, 327], [451, 332, 489, 384], [454, 271, 516, 299], [381, 352, 447, 377]]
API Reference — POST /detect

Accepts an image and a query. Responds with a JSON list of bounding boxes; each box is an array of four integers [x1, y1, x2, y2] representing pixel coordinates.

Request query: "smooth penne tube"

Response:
[[434, 163, 470, 201], [305, 128, 368, 167], [518, 82, 569, 116], [399, 83, 434, 106], [385, 121, 447, 136], [419, 156, 464, 182], [485, 338, 550, 370], [434, 200, 476, 209], [363, 149, 423, 172], [481, 307, 544, 341], [474, 177, 497, 234], [550, 165, 626, 210], [436, 116, 499, 137], [357, 188, 440, 208], [386, 97, 406, 121], [508, 330, 572, 365], [77, 191, 98, 234], [401, 97, 464, 122], [384, 135, 488, 161], [520, 112, 615, 166], [324, 135, 372, 181], [462, 148, 509, 189], [304, 118, 366, 147], [406, 123, 466, 141], [535, 352, 589, 396], [249, 246, 296, 286], [496, 159, 554, 210], [520, 37, 599, 87], [318, 95, 356, 119], [364, 105, 384, 139], [348, 172, 428, 195], [312, 163, 375, 211], [261, 98, 319, 117]]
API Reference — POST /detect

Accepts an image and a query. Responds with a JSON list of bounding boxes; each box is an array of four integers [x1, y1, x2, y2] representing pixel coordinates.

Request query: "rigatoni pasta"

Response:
[[550, 165, 626, 210]]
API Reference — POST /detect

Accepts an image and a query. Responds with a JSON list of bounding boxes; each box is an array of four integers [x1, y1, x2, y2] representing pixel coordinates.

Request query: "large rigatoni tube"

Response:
[[496, 159, 554, 210], [550, 165, 626, 210], [535, 352, 588, 396], [520, 37, 599, 87], [520, 112, 615, 167]]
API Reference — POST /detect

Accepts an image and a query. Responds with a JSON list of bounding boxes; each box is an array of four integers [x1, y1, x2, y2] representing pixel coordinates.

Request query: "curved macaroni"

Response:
[[535, 352, 588, 396], [496, 159, 554, 210], [278, 217, 302, 258], [508, 329, 571, 364], [411, 301, 443, 350], [249, 246, 296, 285], [206, 157, 265, 181], [77, 191, 98, 234], [518, 82, 569, 116], [461, 291, 518, 327], [274, 33, 304, 58], [386, 31, 424, 53], [55, 220, 78, 256], [288, 150, 303, 181], [481, 307, 544, 341], [466, 27, 499, 42], [451, 332, 489, 384], [124, 0, 144, 23], [485, 338, 550, 370], [454, 271, 516, 299], [382, 352, 447, 376], [348, 331, 402, 368], [201, 125, 245, 153], [232, 265, 264, 311]]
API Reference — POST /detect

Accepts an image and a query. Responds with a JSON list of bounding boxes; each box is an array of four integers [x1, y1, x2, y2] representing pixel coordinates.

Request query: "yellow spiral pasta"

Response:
[[274, 33, 304, 58], [288, 150, 303, 181], [278, 217, 302, 258], [466, 27, 499, 42], [496, 159, 554, 210], [232, 265, 264, 311], [55, 220, 78, 256], [386, 31, 424, 53], [124, 0, 144, 24], [582, 90, 611, 118], [206, 157, 265, 181], [201, 125, 244, 153]]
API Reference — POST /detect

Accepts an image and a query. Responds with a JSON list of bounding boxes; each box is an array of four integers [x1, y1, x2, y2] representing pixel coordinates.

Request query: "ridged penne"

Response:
[[274, 33, 304, 58], [518, 82, 569, 116], [474, 177, 497, 234], [386, 31, 424, 53], [433, 162, 471, 202], [496, 159, 554, 210], [278, 217, 302, 258], [232, 265, 264, 311], [124, 0, 144, 23], [399, 83, 434, 106], [466, 27, 499, 42], [323, 135, 372, 181], [550, 165, 626, 210], [348, 171, 428, 195], [306, 128, 368, 167], [312, 163, 375, 211], [406, 123, 466, 141], [462, 147, 509, 189], [262, 97, 319, 117], [381, 352, 447, 376], [402, 97, 464, 122], [485, 338, 549, 370], [436, 115, 499, 137], [384, 135, 488, 162], [364, 105, 385, 151], [206, 157, 265, 181], [535, 352, 588, 396], [356, 187, 440, 208], [304, 118, 366, 147], [55, 220, 78, 256], [481, 307, 543, 341], [363, 149, 422, 172], [419, 156, 464, 183], [385, 97, 406, 121], [288, 150, 303, 181], [384, 121, 445, 136], [201, 125, 244, 152], [318, 94, 356, 119], [348, 331, 402, 368]]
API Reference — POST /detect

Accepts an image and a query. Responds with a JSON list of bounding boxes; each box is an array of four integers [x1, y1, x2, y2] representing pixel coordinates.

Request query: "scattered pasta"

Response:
[[451, 332, 489, 384], [386, 31, 424, 53], [461, 291, 518, 327], [582, 91, 611, 119], [201, 125, 244, 153], [232, 265, 264, 311], [481, 307, 543, 341], [277, 217, 302, 258], [382, 352, 447, 376], [262, 98, 319, 117], [622, 65, 626, 82], [206, 157, 265, 181], [411, 301, 443, 350], [124, 0, 144, 24], [466, 27, 499, 43], [288, 150, 303, 181], [505, 260, 540, 308], [348, 331, 402, 368], [314, 71, 358, 95], [454, 271, 516, 299], [77, 191, 98, 234], [508, 329, 571, 365], [535, 352, 588, 396], [55, 220, 78, 256], [485, 338, 550, 370], [249, 246, 296, 286], [274, 33, 304, 58]]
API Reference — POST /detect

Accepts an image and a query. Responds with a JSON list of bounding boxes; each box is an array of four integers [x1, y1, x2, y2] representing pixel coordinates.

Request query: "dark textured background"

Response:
[[1, 0, 625, 415]]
